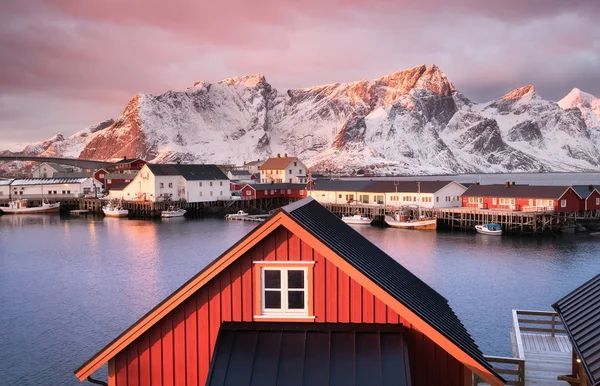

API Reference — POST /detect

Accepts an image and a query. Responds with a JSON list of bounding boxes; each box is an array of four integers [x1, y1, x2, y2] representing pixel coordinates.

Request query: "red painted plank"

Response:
[[314, 251, 326, 322], [350, 278, 362, 323], [231, 262, 243, 322], [412, 329, 426, 386], [197, 287, 210, 385], [208, 278, 221, 359], [337, 269, 350, 323], [240, 255, 253, 322], [437, 345, 448, 386], [300, 240, 312, 262], [387, 307, 400, 324], [263, 234, 275, 261], [115, 351, 128, 386], [325, 259, 338, 322], [127, 341, 139, 386], [138, 333, 151, 386], [375, 297, 387, 324], [362, 287, 374, 323], [220, 270, 232, 322], [425, 335, 438, 386], [173, 305, 186, 386], [184, 296, 198, 386], [149, 325, 162, 384], [161, 316, 174, 386], [289, 233, 301, 261], [275, 227, 288, 261]]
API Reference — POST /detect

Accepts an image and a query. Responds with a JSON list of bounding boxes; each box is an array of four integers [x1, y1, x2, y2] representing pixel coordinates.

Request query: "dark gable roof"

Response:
[[572, 185, 597, 200], [207, 322, 411, 386], [108, 182, 130, 190], [229, 170, 252, 176], [283, 198, 500, 380], [462, 184, 572, 199], [248, 183, 306, 190], [553, 274, 600, 386], [260, 156, 299, 170], [146, 164, 228, 180], [311, 179, 454, 193]]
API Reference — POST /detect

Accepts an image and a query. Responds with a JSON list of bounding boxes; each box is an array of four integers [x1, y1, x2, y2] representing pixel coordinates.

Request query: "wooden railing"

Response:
[[474, 356, 525, 386], [513, 309, 566, 337]]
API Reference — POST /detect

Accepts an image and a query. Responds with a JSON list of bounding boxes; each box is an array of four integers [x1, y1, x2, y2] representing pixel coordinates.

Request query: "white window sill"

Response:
[[254, 315, 315, 320]]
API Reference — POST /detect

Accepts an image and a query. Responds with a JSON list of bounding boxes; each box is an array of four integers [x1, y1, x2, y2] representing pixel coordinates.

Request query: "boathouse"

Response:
[[0, 179, 12, 198], [572, 185, 600, 212], [31, 162, 73, 178], [461, 183, 581, 212], [259, 154, 308, 184], [75, 197, 504, 386], [241, 183, 307, 200], [110, 157, 147, 173], [9, 177, 102, 199], [552, 273, 600, 386]]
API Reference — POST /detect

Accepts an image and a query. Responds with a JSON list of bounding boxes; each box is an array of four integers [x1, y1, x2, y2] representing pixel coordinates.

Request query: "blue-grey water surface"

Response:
[[1, 214, 599, 385]]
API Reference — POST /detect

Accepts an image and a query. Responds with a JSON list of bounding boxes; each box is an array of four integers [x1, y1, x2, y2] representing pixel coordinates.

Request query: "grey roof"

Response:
[[572, 185, 598, 200], [243, 159, 264, 167], [146, 164, 228, 181], [54, 172, 93, 178], [0, 179, 13, 186], [282, 197, 502, 382], [108, 182, 130, 190], [229, 170, 252, 176], [246, 183, 306, 190], [553, 274, 600, 386], [32, 162, 70, 173], [10, 178, 91, 186], [310, 179, 454, 193], [462, 184, 572, 199], [207, 322, 412, 386], [106, 172, 137, 180]]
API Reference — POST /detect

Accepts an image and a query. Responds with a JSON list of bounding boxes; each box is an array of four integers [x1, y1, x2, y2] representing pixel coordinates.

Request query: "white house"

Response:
[[259, 154, 307, 184], [308, 180, 466, 208], [31, 163, 73, 178], [122, 164, 230, 203], [240, 159, 265, 174], [9, 177, 102, 199], [0, 179, 13, 199], [227, 169, 253, 181]]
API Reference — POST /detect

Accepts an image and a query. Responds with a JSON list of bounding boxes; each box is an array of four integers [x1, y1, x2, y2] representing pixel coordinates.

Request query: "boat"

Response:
[[475, 223, 502, 235], [341, 213, 372, 225], [102, 200, 128, 217], [385, 212, 437, 230], [161, 206, 186, 218], [0, 198, 60, 214], [225, 210, 249, 220]]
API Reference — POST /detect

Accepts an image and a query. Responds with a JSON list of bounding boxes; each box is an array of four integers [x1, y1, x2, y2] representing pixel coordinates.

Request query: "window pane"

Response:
[[288, 270, 304, 289], [288, 291, 305, 309], [264, 270, 281, 289], [264, 291, 281, 309]]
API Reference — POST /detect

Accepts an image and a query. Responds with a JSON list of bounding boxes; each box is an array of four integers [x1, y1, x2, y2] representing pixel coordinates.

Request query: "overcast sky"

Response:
[[1, 0, 599, 151]]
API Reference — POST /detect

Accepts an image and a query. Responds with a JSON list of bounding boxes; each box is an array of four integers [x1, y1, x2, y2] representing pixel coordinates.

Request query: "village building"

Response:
[[108, 157, 147, 173], [106, 182, 129, 200], [240, 183, 307, 200], [9, 177, 102, 199], [259, 154, 308, 184], [461, 183, 581, 212], [75, 197, 504, 386], [227, 169, 253, 182], [571, 185, 600, 212], [121, 164, 230, 202], [240, 159, 265, 174], [0, 179, 12, 198], [308, 180, 465, 208], [31, 162, 74, 178], [553, 273, 600, 386]]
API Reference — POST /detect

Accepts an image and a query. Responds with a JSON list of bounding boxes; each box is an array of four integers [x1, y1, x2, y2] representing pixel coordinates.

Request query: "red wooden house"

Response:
[[110, 158, 147, 173], [93, 169, 109, 187], [75, 198, 504, 386], [572, 185, 600, 212], [461, 183, 580, 213], [241, 183, 307, 200]]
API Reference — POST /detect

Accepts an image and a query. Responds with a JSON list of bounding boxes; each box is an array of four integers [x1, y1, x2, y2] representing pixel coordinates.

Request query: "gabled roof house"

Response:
[[75, 197, 504, 386]]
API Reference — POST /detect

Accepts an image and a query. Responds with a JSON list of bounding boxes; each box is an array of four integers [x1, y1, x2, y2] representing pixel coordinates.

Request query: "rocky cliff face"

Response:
[[4, 64, 600, 175]]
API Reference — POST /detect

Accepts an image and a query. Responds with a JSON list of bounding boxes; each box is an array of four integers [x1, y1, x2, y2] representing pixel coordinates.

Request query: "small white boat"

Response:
[[341, 213, 372, 225], [0, 199, 60, 214], [385, 212, 437, 230], [161, 206, 186, 218], [475, 223, 502, 235], [225, 210, 249, 220], [102, 201, 128, 217]]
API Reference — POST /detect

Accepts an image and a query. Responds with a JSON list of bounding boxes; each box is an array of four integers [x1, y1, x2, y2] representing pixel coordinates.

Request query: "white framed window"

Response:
[[160, 183, 164, 188], [260, 266, 309, 316], [246, 190, 252, 196], [210, 182, 213, 187], [168, 183, 173, 188], [561, 199, 566, 208], [199, 182, 202, 187], [220, 181, 223, 186], [529, 199, 533, 206], [287, 189, 291, 194], [596, 197, 599, 205]]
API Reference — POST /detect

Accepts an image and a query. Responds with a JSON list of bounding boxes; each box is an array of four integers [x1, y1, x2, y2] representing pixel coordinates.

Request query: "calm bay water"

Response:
[[1, 214, 599, 385]]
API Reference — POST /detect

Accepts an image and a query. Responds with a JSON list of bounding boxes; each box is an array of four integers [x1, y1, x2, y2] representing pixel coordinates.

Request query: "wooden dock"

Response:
[[476, 310, 572, 386]]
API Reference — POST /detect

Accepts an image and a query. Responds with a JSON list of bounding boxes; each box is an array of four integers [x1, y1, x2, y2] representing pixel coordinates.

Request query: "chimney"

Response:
[[589, 184, 594, 190], [512, 181, 515, 185], [284, 153, 288, 157], [277, 153, 280, 158], [505, 181, 510, 187], [123, 156, 127, 160]]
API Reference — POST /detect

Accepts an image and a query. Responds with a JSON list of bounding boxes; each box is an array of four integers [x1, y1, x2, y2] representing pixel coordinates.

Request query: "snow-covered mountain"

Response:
[[3, 64, 600, 175]]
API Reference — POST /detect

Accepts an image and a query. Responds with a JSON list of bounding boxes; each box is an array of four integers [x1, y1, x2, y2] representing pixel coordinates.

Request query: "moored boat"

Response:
[[475, 223, 502, 235], [102, 200, 128, 217], [225, 210, 249, 220], [385, 212, 437, 230], [341, 213, 372, 225], [0, 199, 60, 214], [161, 206, 186, 218]]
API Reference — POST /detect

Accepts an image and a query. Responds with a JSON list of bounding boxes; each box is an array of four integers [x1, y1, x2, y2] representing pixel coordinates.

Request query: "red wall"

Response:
[[111, 226, 468, 386], [587, 190, 600, 210], [462, 188, 580, 213], [241, 186, 306, 200], [557, 188, 580, 213]]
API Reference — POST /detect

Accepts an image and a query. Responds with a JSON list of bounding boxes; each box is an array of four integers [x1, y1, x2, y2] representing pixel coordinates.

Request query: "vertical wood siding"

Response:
[[113, 226, 467, 386]]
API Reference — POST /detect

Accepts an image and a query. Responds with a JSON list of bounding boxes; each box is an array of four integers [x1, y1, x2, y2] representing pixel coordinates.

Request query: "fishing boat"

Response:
[[0, 198, 60, 214], [225, 210, 249, 220], [385, 212, 437, 230], [475, 223, 502, 236], [161, 206, 186, 218], [102, 200, 128, 217], [341, 213, 372, 225]]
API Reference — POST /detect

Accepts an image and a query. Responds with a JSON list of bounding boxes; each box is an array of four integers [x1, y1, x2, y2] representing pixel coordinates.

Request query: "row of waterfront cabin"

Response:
[[0, 177, 102, 199]]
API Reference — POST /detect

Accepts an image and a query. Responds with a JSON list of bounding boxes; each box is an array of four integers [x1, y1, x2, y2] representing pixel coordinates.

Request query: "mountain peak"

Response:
[[558, 87, 597, 109], [376, 63, 455, 97], [221, 74, 267, 88], [502, 85, 535, 100]]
